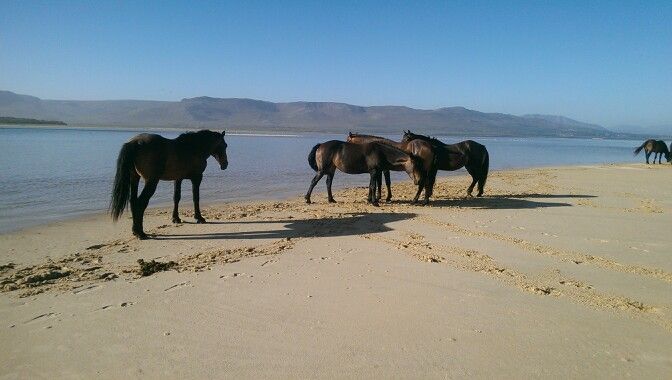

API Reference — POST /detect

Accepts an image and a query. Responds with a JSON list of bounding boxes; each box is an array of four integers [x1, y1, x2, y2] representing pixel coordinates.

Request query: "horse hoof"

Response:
[[134, 232, 149, 240], [328, 199, 337, 203], [371, 202, 380, 207], [195, 218, 206, 224], [305, 199, 311, 204], [476, 193, 483, 197], [385, 198, 392, 203], [172, 217, 182, 224]]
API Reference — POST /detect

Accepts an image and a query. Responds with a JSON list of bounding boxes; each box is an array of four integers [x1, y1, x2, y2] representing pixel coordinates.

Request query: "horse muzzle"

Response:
[[220, 162, 228, 170]]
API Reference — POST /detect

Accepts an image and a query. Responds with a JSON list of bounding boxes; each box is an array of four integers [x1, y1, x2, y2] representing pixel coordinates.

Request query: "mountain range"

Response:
[[0, 90, 618, 137]]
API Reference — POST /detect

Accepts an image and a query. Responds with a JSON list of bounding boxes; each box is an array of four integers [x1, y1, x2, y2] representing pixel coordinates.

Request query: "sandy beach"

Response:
[[1, 163, 671, 378]]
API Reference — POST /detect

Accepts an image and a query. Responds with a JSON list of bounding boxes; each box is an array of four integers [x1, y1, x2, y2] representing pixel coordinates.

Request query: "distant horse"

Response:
[[305, 140, 425, 206], [110, 130, 228, 239], [401, 130, 489, 197], [634, 139, 671, 164], [346, 132, 436, 204]]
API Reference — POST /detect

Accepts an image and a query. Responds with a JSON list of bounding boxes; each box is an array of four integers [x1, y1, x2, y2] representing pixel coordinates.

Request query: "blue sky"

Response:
[[1, 1, 670, 129]]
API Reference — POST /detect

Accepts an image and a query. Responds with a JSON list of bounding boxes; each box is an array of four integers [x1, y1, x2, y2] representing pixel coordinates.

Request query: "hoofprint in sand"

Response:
[[1, 163, 671, 378]]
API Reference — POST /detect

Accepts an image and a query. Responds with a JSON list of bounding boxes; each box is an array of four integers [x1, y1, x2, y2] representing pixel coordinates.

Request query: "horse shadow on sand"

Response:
[[152, 212, 416, 241], [395, 192, 596, 210]]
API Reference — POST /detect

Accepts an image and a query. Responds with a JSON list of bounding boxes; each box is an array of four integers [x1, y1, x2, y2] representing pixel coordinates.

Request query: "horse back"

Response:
[[435, 140, 486, 171], [321, 141, 384, 174], [130, 134, 207, 180]]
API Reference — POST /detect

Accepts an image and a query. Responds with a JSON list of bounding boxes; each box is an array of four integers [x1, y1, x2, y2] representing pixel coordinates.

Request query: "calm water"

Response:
[[0, 127, 643, 233]]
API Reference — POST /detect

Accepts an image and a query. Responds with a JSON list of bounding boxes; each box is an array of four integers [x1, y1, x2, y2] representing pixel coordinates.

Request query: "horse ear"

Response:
[[221, 131, 226, 136]]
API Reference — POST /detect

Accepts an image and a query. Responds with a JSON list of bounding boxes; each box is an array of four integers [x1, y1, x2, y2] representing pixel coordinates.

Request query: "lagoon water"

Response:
[[0, 127, 643, 233]]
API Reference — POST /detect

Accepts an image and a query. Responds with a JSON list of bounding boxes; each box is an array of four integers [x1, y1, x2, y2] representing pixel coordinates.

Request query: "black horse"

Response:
[[305, 140, 425, 206], [346, 132, 437, 204], [401, 130, 489, 197], [110, 130, 228, 239], [634, 139, 671, 164]]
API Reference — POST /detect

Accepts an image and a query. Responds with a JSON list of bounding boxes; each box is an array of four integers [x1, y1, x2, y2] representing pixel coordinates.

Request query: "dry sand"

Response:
[[1, 163, 671, 378]]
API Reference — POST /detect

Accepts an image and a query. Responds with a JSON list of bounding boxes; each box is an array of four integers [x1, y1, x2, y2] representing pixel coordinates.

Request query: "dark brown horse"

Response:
[[305, 140, 425, 206], [346, 132, 437, 204], [110, 130, 228, 239], [401, 130, 489, 197], [634, 139, 671, 164]]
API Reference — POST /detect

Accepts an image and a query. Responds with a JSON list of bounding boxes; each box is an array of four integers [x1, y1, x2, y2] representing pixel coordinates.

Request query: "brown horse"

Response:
[[634, 139, 671, 164], [110, 130, 228, 239], [402, 130, 489, 197], [305, 140, 425, 206], [346, 132, 436, 204]]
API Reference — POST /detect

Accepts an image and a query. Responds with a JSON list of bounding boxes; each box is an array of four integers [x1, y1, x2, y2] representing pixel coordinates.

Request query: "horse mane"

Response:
[[349, 132, 379, 139], [405, 131, 446, 147], [175, 130, 220, 148], [172, 130, 224, 157], [349, 132, 400, 147]]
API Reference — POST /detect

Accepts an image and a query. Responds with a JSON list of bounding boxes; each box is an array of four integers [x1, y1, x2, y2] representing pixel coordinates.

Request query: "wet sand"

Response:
[[1, 163, 671, 378]]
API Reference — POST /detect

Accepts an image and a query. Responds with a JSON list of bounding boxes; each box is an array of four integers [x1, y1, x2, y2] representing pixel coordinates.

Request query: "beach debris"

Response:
[[1, 264, 72, 293], [0, 263, 16, 272], [137, 259, 177, 277]]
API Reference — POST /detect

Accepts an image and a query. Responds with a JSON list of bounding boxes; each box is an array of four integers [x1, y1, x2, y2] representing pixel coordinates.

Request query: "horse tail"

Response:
[[308, 143, 320, 172], [110, 142, 136, 221], [633, 142, 646, 156]]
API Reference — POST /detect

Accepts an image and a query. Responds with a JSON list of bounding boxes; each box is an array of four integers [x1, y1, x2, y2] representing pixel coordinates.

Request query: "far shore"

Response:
[[2, 123, 663, 141], [0, 124, 302, 137]]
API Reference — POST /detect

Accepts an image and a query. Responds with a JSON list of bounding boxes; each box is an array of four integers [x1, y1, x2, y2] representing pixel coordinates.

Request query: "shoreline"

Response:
[[0, 163, 647, 236], [1, 163, 672, 377]]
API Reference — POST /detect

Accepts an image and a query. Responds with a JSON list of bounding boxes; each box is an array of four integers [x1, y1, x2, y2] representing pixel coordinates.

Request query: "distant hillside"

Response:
[[0, 90, 617, 137], [0, 116, 66, 125]]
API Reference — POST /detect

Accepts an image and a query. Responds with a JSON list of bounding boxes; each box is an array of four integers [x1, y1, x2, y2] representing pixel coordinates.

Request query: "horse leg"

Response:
[[376, 171, 383, 201], [467, 176, 478, 197], [427, 168, 438, 198], [421, 171, 433, 205], [172, 180, 182, 223], [645, 152, 650, 164], [326, 171, 336, 203], [191, 175, 206, 223], [384, 170, 392, 202], [134, 178, 159, 239], [477, 175, 486, 197], [305, 172, 324, 204], [129, 172, 141, 237], [659, 153, 663, 164], [412, 178, 424, 204], [465, 165, 479, 197], [369, 171, 380, 206]]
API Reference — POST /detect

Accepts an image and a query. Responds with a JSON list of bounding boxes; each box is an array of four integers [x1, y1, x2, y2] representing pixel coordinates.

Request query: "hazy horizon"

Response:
[[1, 1, 670, 132]]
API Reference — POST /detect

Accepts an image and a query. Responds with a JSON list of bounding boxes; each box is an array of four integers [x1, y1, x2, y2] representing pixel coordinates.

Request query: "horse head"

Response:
[[401, 130, 414, 143], [212, 131, 228, 170]]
